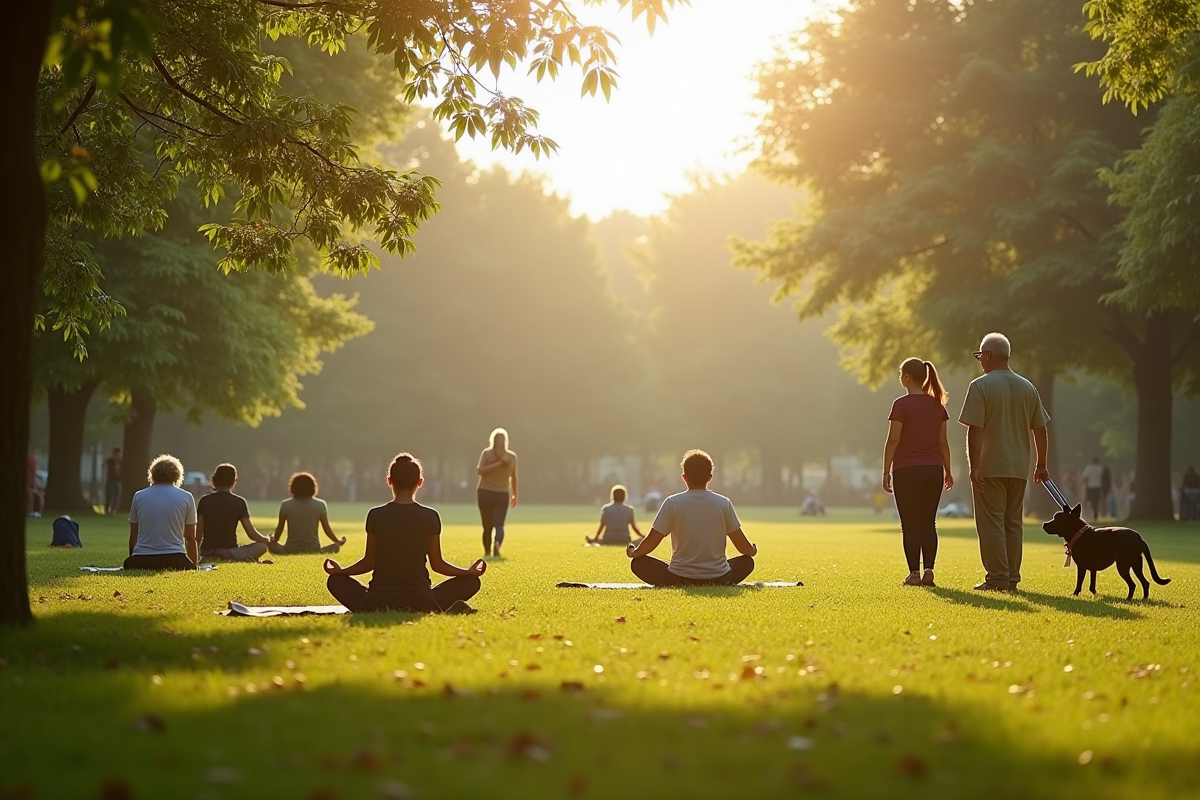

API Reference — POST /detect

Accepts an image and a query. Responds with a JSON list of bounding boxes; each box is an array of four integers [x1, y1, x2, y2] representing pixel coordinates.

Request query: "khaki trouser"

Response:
[[972, 477, 1026, 588]]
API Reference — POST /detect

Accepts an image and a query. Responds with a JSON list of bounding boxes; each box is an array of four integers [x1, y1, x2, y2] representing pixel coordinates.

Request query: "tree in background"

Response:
[[4, 0, 681, 625], [736, 0, 1198, 519]]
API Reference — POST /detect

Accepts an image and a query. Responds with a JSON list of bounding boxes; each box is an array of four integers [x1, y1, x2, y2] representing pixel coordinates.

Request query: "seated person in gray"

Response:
[[626, 450, 757, 586], [124, 454, 198, 571], [269, 471, 346, 554], [197, 463, 270, 562], [586, 484, 643, 545], [325, 453, 486, 613]]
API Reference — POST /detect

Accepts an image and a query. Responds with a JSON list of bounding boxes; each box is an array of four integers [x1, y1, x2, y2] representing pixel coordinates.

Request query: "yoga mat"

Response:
[[555, 581, 803, 589], [79, 564, 218, 573], [220, 602, 349, 617]]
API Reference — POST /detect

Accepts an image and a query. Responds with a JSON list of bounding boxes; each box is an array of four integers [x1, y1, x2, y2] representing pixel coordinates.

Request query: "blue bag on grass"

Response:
[[51, 516, 82, 548]]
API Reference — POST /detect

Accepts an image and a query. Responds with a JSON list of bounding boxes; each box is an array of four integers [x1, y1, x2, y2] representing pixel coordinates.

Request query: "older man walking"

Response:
[[959, 333, 1050, 592]]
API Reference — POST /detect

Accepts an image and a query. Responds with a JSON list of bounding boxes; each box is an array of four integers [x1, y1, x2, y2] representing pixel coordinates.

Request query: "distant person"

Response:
[[625, 450, 757, 586], [800, 491, 825, 516], [882, 357, 953, 587], [104, 447, 122, 515], [124, 454, 198, 571], [269, 472, 346, 555], [1181, 466, 1200, 522], [26, 453, 43, 518], [1100, 463, 1113, 519], [197, 463, 270, 562], [643, 485, 663, 513], [324, 453, 486, 614], [959, 333, 1050, 592], [476, 427, 518, 557], [1081, 456, 1104, 520], [586, 485, 643, 546]]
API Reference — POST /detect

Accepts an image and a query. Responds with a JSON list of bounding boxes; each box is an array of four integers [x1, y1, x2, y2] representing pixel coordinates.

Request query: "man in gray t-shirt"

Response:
[[626, 450, 758, 586], [124, 455, 199, 571], [958, 333, 1049, 592]]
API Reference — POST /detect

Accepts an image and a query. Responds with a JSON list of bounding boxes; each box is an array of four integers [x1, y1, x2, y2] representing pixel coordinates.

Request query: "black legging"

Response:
[[123, 553, 195, 571], [478, 489, 509, 552], [630, 555, 756, 586], [892, 465, 943, 572], [327, 574, 480, 613]]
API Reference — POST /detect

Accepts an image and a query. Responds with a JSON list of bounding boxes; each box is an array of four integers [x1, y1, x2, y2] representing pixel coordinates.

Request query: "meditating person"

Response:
[[124, 454, 198, 571], [626, 450, 757, 586], [586, 485, 643, 545], [882, 357, 953, 587], [476, 427, 518, 557], [197, 463, 270, 562], [269, 471, 346, 555], [325, 453, 486, 614]]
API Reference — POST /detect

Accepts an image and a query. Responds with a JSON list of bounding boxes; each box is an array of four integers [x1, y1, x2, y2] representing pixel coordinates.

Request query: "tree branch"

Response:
[[1056, 213, 1097, 242], [119, 92, 216, 140], [1100, 308, 1143, 358], [152, 54, 241, 126], [253, 0, 340, 8], [58, 81, 96, 135], [904, 237, 949, 257]]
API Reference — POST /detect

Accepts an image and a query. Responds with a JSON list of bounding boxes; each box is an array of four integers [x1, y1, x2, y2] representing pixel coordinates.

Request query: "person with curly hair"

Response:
[[124, 454, 198, 571], [269, 471, 346, 555]]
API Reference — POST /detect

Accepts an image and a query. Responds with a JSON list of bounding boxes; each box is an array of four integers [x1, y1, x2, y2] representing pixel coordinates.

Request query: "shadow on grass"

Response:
[[929, 587, 1144, 620]]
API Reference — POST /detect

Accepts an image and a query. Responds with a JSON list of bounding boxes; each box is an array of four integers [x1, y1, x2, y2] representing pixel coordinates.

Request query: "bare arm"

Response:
[[477, 454, 505, 475], [627, 529, 665, 559], [128, 523, 138, 556], [184, 523, 198, 568], [427, 536, 488, 578], [509, 463, 519, 507], [195, 515, 205, 549], [240, 516, 269, 544], [320, 511, 345, 545], [938, 420, 954, 490], [882, 420, 903, 493], [728, 528, 757, 557], [1032, 425, 1049, 483], [324, 531, 377, 576], [272, 508, 285, 542], [967, 425, 983, 487]]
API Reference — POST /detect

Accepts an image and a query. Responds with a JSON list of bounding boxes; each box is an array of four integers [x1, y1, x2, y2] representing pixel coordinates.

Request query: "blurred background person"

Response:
[[1081, 456, 1104, 519], [476, 428, 518, 557], [103, 447, 122, 516]]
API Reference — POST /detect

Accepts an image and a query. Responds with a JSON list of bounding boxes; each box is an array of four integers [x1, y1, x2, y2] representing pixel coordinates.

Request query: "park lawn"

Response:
[[1, 504, 1198, 800]]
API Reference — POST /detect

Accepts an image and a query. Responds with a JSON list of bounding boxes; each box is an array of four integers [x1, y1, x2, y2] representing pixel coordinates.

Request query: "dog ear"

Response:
[[1071, 504, 1081, 517]]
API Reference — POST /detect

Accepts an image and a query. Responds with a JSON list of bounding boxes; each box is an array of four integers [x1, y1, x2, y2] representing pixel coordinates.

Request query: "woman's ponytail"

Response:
[[922, 360, 947, 406]]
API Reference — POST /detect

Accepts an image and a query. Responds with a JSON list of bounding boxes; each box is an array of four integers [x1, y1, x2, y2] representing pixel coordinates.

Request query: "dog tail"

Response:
[[1143, 542, 1171, 585]]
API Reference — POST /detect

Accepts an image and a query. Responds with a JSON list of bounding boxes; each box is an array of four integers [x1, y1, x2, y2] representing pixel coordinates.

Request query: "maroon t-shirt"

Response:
[[888, 393, 949, 470]]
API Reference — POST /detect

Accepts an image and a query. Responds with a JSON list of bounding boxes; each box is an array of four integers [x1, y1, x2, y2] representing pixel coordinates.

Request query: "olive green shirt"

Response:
[[958, 368, 1050, 480]]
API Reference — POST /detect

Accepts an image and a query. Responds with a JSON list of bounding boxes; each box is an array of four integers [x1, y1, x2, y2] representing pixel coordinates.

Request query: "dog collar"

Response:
[[1063, 524, 1092, 567]]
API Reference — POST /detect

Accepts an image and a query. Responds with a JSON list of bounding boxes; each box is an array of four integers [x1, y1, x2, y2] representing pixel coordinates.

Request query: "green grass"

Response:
[[2, 504, 1198, 800]]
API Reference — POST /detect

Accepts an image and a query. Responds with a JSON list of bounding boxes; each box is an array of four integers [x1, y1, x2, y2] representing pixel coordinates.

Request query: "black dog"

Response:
[[1042, 504, 1170, 600]]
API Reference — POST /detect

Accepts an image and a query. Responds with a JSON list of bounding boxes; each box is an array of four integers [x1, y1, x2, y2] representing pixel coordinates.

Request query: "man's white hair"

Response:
[[980, 332, 1011, 358]]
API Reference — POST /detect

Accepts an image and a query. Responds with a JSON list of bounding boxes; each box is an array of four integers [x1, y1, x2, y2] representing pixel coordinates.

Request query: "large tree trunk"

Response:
[[45, 381, 100, 511], [1029, 365, 1059, 518], [0, 2, 53, 626], [1129, 314, 1175, 521], [118, 393, 157, 512]]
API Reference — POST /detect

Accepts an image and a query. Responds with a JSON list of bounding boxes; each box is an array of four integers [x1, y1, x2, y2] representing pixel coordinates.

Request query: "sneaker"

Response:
[[902, 572, 922, 586], [444, 600, 477, 615], [973, 581, 1006, 592], [920, 570, 936, 587]]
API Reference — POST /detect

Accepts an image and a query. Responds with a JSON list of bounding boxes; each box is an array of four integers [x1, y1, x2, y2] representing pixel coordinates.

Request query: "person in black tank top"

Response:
[[324, 453, 487, 614]]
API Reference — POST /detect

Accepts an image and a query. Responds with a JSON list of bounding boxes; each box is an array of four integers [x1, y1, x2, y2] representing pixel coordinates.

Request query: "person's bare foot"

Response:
[[902, 571, 922, 586], [921, 569, 936, 587]]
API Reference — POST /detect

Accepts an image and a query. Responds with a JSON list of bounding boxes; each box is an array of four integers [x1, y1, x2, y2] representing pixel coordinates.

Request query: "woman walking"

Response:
[[477, 427, 518, 557], [882, 358, 953, 586]]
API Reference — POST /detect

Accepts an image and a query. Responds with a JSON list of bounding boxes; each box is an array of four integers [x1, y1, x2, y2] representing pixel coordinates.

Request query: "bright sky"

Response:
[[451, 0, 822, 219]]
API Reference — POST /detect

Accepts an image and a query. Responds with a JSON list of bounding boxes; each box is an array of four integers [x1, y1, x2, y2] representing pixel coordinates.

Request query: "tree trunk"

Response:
[[45, 381, 100, 511], [1029, 365, 1059, 518], [118, 394, 158, 513], [1129, 314, 1175, 521], [0, 2, 53, 626]]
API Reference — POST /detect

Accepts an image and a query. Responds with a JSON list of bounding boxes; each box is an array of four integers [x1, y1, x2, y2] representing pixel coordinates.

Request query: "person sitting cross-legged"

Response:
[[324, 453, 486, 614], [586, 484, 643, 546], [269, 472, 346, 555], [124, 454, 198, 571], [197, 463, 270, 562], [626, 449, 757, 586]]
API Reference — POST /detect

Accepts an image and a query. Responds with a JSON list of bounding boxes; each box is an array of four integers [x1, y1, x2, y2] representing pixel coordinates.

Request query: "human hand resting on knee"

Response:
[[323, 558, 344, 575]]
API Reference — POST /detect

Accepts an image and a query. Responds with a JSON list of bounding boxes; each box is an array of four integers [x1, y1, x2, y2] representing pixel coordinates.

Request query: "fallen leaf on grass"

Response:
[[525, 663, 542, 671], [552, 634, 565, 640], [103, 658, 119, 670], [658, 651, 670, 660], [520, 688, 542, 701], [506, 732, 551, 762], [112, 591, 121, 598], [614, 616, 626, 624], [134, 714, 166, 733], [896, 753, 928, 778], [1128, 664, 1161, 679], [379, 779, 415, 800], [560, 680, 586, 693], [99, 777, 134, 800], [527, 633, 542, 640]]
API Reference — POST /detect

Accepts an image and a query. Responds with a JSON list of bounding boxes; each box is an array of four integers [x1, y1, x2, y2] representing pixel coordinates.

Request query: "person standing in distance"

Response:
[[477, 427, 518, 557], [1080, 456, 1105, 520], [104, 447, 122, 515], [959, 333, 1050, 592]]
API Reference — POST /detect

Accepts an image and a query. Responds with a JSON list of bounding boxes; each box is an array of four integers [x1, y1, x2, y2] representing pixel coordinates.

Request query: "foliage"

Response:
[[3, 507, 1199, 797], [37, 0, 684, 355]]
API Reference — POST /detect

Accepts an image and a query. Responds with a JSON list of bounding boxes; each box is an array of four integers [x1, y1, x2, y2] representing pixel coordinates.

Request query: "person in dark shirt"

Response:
[[197, 463, 270, 562], [882, 358, 953, 587], [104, 447, 123, 515], [324, 453, 486, 614]]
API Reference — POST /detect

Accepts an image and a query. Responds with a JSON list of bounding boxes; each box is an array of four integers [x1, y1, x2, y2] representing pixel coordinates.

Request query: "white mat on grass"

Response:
[[555, 581, 803, 589], [220, 602, 349, 617], [80, 564, 218, 573]]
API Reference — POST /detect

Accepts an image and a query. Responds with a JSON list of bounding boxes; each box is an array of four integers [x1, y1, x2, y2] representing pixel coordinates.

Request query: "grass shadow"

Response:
[[928, 587, 1035, 613], [929, 587, 1144, 620]]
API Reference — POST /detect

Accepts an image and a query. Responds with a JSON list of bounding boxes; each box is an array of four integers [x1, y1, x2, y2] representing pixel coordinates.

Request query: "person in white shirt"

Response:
[[125, 454, 198, 571], [1080, 457, 1105, 520], [625, 450, 757, 586]]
